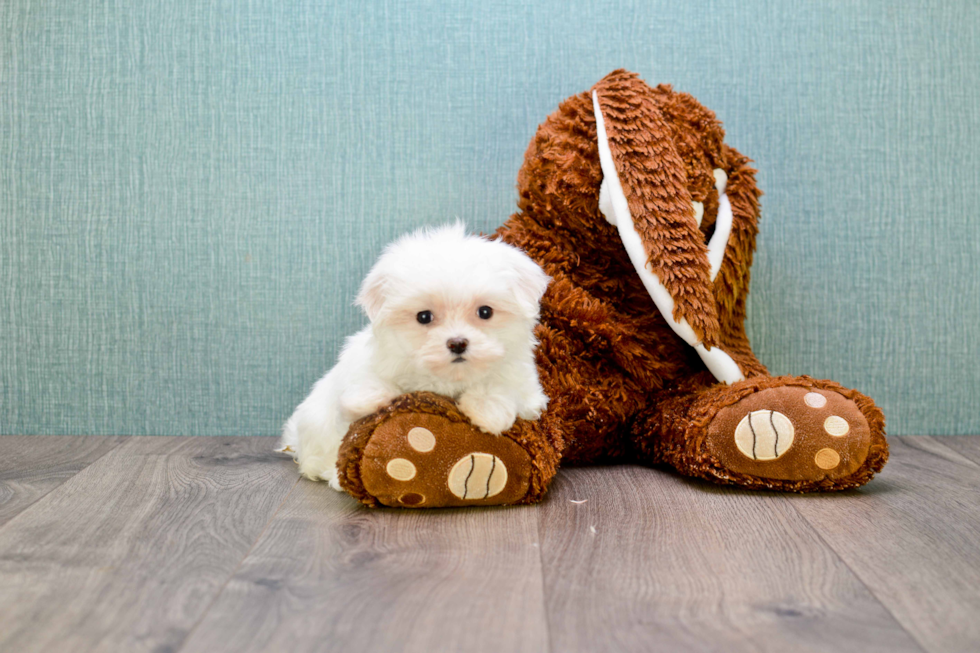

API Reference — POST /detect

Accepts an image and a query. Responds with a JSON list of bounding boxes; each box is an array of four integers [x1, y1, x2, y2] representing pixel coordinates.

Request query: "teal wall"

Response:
[[2, 1, 978, 436]]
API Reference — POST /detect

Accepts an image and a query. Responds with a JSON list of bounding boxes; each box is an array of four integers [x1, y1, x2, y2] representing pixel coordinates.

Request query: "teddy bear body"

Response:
[[336, 71, 888, 508]]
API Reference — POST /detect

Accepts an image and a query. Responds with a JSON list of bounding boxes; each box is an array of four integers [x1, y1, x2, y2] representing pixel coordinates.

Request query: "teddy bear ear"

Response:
[[590, 71, 721, 349]]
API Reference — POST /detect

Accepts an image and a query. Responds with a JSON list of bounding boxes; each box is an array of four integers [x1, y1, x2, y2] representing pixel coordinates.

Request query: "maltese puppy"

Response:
[[277, 222, 551, 490]]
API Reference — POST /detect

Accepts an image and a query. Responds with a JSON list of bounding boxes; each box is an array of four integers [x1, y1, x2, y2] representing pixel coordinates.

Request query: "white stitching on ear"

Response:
[[599, 178, 616, 225], [694, 344, 744, 385], [692, 201, 704, 227], [707, 168, 733, 281], [591, 91, 744, 385]]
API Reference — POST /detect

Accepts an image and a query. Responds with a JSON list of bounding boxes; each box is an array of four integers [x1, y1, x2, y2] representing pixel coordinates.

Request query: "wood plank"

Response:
[[539, 465, 923, 653], [0, 436, 298, 653], [787, 436, 980, 653], [180, 478, 549, 653], [938, 435, 980, 465], [0, 435, 127, 529]]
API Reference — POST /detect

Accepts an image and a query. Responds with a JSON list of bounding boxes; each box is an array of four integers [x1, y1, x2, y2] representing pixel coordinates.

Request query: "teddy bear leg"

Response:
[[336, 392, 562, 508], [635, 374, 888, 492]]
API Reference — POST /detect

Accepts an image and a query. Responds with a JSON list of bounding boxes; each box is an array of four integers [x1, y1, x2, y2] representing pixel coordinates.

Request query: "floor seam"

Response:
[[535, 497, 553, 653], [909, 435, 980, 470], [938, 436, 980, 466], [784, 493, 931, 653], [0, 435, 131, 536]]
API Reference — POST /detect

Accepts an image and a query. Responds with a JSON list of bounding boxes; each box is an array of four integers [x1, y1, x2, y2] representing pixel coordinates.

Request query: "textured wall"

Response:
[[2, 1, 978, 436]]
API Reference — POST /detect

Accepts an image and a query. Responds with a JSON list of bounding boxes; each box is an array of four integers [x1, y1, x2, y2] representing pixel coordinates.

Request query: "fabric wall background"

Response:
[[2, 1, 977, 437]]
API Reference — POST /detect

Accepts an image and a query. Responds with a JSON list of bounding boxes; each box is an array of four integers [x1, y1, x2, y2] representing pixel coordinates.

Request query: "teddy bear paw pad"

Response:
[[448, 453, 508, 499], [706, 386, 871, 482], [357, 413, 532, 508]]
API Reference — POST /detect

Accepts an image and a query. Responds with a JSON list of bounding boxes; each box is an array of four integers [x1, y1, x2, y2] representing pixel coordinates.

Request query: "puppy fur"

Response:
[[278, 222, 551, 489]]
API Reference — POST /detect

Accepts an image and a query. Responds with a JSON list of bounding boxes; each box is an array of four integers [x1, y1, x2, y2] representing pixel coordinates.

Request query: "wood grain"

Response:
[[787, 437, 980, 653], [940, 435, 980, 465], [180, 478, 549, 653], [538, 465, 923, 653], [0, 436, 298, 653], [0, 435, 127, 529]]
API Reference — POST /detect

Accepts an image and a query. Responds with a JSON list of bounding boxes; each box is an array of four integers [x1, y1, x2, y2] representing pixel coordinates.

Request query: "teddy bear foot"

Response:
[[695, 377, 888, 491], [337, 392, 536, 508]]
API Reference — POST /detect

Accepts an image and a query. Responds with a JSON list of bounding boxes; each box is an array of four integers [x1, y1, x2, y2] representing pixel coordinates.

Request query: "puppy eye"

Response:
[[416, 310, 433, 325], [478, 306, 493, 320]]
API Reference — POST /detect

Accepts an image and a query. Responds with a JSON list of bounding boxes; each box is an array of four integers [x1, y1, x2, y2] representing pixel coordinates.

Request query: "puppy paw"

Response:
[[457, 392, 518, 435], [339, 383, 399, 422], [323, 468, 344, 492], [274, 443, 297, 457], [517, 387, 548, 420], [276, 417, 300, 458]]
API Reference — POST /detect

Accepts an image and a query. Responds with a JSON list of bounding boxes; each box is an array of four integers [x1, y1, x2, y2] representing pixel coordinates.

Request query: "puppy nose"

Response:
[[447, 338, 468, 355]]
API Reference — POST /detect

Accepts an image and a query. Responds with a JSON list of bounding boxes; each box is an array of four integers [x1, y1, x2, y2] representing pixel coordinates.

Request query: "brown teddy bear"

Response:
[[336, 69, 888, 508]]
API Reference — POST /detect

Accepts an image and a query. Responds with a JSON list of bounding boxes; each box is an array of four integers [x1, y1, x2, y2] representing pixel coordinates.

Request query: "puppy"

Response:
[[277, 222, 551, 490]]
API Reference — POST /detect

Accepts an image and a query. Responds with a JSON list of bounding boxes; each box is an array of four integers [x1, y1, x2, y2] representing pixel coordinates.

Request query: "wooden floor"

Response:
[[0, 436, 978, 653]]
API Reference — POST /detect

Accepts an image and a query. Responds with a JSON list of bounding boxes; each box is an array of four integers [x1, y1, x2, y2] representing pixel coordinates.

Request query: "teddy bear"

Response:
[[335, 69, 888, 508]]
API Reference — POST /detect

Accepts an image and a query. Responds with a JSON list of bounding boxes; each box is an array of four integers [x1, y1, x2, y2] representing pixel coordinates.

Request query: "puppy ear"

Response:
[[507, 248, 551, 320], [355, 263, 388, 322]]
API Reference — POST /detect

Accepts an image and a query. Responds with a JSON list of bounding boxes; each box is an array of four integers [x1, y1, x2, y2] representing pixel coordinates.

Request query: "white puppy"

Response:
[[278, 223, 551, 490]]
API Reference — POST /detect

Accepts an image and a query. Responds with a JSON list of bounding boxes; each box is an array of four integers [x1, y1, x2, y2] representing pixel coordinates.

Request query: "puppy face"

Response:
[[356, 223, 550, 383]]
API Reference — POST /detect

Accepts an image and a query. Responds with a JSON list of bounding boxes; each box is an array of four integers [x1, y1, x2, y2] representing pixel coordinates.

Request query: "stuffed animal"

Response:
[[336, 69, 888, 508]]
